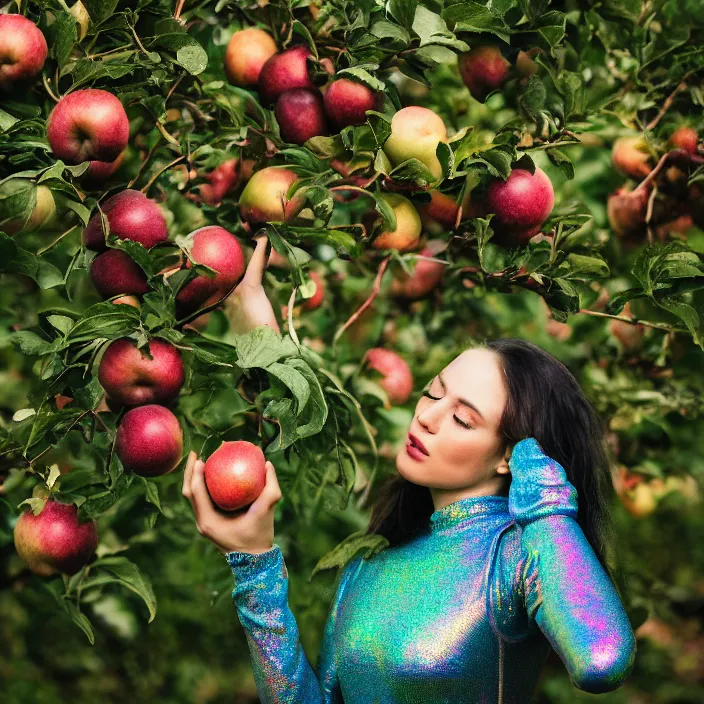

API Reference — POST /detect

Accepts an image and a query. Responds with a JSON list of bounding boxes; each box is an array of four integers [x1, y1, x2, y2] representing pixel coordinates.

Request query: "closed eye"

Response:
[[421, 390, 473, 429]]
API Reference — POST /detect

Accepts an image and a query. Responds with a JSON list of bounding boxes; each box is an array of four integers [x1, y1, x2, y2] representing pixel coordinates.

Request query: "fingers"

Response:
[[251, 461, 283, 514], [242, 234, 270, 287], [182, 450, 198, 499], [189, 458, 214, 527]]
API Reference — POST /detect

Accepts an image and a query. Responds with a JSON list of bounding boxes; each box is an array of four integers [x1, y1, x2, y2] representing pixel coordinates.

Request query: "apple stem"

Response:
[[42, 75, 60, 103]]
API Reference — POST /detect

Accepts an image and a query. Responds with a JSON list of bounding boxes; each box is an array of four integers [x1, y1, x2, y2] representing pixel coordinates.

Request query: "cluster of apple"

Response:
[[607, 126, 702, 242]]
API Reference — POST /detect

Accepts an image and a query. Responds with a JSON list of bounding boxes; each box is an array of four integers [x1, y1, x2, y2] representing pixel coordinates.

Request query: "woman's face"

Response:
[[396, 348, 511, 498]]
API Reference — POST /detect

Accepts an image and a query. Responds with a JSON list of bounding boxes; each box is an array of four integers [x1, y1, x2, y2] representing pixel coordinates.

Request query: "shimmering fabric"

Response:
[[226, 437, 636, 703]]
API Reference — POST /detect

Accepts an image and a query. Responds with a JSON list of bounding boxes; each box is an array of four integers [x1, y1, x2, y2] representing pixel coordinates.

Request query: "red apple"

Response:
[[85, 151, 125, 182], [199, 158, 240, 206], [239, 167, 305, 224], [458, 45, 511, 102], [607, 186, 649, 237], [612, 136, 652, 181], [224, 28, 277, 87], [483, 167, 554, 245], [668, 126, 698, 155], [417, 190, 459, 230], [83, 189, 168, 251], [0, 15, 48, 90], [98, 337, 185, 406], [391, 239, 447, 299], [300, 270, 325, 311], [275, 88, 327, 144], [324, 78, 381, 129], [90, 249, 149, 298], [14, 500, 98, 576], [47, 89, 129, 165], [204, 440, 267, 511], [176, 226, 245, 315], [364, 348, 413, 405], [116, 404, 183, 477], [258, 45, 316, 105]]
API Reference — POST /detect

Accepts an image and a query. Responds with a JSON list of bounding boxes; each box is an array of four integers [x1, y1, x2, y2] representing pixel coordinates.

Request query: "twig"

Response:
[[174, 0, 186, 21], [127, 142, 160, 188], [645, 77, 691, 132], [37, 226, 80, 255], [286, 287, 300, 347], [156, 120, 181, 147], [332, 255, 391, 352], [644, 184, 658, 245], [633, 149, 689, 193], [42, 74, 59, 102], [130, 25, 150, 58], [579, 308, 688, 334], [140, 156, 186, 195]]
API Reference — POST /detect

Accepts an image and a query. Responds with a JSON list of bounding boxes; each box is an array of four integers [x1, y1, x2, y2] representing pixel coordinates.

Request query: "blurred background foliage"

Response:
[[1, 0, 704, 702]]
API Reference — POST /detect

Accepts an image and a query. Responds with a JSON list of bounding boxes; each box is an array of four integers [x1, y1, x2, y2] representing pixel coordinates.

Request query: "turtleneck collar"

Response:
[[429, 494, 509, 533]]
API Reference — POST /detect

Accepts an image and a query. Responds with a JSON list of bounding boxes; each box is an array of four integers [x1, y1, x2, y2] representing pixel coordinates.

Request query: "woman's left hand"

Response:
[[507, 437, 578, 526], [223, 233, 281, 335]]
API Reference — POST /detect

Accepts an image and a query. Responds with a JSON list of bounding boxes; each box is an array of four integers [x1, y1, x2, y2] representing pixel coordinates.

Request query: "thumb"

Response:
[[250, 461, 282, 514]]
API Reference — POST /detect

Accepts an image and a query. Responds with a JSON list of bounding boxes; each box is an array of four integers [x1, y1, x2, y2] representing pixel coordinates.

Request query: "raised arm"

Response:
[[227, 546, 359, 704], [508, 438, 636, 693]]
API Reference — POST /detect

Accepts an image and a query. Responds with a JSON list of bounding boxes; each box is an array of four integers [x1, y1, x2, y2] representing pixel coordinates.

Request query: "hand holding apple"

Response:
[[181, 449, 282, 554]]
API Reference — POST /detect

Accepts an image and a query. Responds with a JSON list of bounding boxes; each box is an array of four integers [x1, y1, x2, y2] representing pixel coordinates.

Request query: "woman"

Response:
[[183, 240, 636, 703]]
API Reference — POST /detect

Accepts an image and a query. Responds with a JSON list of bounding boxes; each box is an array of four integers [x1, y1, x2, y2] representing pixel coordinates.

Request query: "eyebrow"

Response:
[[437, 372, 485, 421]]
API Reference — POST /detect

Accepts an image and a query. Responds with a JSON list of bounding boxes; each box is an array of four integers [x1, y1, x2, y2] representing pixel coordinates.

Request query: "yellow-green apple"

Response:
[[14, 500, 98, 576], [204, 440, 267, 511], [391, 239, 447, 299], [364, 348, 413, 405], [2, 183, 56, 235], [239, 167, 305, 224], [0, 15, 48, 90], [224, 27, 277, 87], [458, 45, 511, 102], [483, 167, 554, 245], [370, 194, 422, 252], [98, 337, 185, 406], [324, 78, 381, 128], [258, 45, 316, 105], [383, 106, 448, 179], [47, 89, 129, 165], [83, 189, 168, 251], [175, 226, 245, 315], [275, 88, 327, 144], [90, 249, 149, 298], [116, 404, 183, 476], [612, 136, 652, 180]]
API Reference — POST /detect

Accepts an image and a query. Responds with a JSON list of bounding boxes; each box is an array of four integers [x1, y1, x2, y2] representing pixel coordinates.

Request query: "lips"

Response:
[[407, 433, 429, 456]]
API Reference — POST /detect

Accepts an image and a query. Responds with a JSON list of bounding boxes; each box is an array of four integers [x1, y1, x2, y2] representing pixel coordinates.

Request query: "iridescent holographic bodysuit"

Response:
[[226, 438, 636, 703]]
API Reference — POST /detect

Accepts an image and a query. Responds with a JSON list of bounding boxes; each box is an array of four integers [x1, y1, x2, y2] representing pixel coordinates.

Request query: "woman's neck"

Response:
[[430, 474, 509, 512]]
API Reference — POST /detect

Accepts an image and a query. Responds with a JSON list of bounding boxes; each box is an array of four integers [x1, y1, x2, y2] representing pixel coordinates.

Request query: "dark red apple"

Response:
[[83, 189, 168, 251], [483, 167, 555, 245], [0, 15, 48, 90], [224, 28, 277, 87], [258, 45, 316, 105], [364, 348, 413, 405], [199, 158, 239, 206], [116, 404, 183, 476], [323, 78, 381, 128], [607, 186, 649, 237], [85, 151, 125, 182], [275, 88, 327, 144], [14, 500, 98, 576], [47, 89, 129, 165], [204, 440, 267, 511], [176, 226, 246, 315], [90, 249, 149, 298], [458, 45, 511, 102], [98, 337, 185, 406]]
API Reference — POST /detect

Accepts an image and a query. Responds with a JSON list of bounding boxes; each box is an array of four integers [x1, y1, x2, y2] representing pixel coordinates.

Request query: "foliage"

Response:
[[1, 0, 704, 701]]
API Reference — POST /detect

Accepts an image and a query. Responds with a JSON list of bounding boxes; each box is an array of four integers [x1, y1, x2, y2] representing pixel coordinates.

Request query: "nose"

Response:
[[416, 398, 445, 434]]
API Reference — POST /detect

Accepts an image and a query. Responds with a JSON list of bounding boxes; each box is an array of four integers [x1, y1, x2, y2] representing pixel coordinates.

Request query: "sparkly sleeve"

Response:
[[225, 544, 357, 704], [509, 438, 637, 694]]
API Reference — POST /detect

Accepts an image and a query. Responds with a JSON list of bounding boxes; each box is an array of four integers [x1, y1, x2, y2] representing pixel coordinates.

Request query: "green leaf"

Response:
[[412, 6, 469, 51], [0, 234, 64, 289], [311, 530, 389, 577], [547, 148, 575, 179], [175, 44, 208, 75], [51, 12, 78, 70], [443, 2, 510, 42], [234, 326, 299, 369], [64, 600, 95, 644], [82, 0, 118, 26], [265, 362, 311, 416], [86, 556, 157, 623], [336, 67, 386, 92]]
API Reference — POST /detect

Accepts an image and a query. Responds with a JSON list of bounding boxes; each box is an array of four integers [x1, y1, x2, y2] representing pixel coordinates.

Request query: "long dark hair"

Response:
[[366, 338, 617, 572]]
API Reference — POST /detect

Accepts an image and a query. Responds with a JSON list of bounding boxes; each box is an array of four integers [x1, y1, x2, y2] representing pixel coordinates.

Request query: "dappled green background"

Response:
[[2, 0, 704, 703]]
